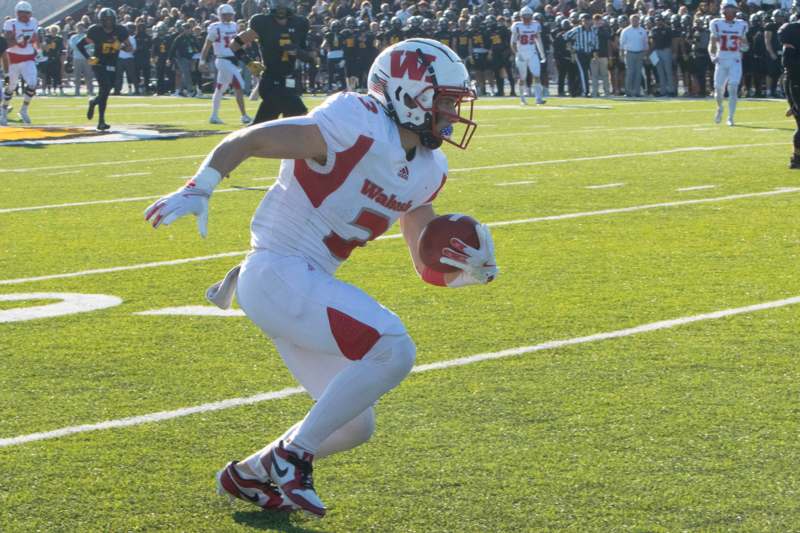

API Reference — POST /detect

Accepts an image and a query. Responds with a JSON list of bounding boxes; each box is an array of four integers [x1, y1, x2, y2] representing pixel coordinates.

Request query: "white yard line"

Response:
[[2, 294, 799, 448], [136, 306, 245, 317], [1, 143, 785, 213], [1, 187, 797, 286], [478, 121, 786, 139], [0, 154, 206, 173], [586, 183, 625, 189], [496, 180, 536, 186], [451, 143, 784, 173], [109, 172, 151, 178], [0, 187, 243, 214], [48, 170, 81, 176], [677, 185, 716, 192]]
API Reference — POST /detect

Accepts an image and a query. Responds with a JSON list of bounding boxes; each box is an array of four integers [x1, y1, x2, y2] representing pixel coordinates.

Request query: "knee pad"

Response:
[[24, 87, 35, 97], [364, 333, 416, 382]]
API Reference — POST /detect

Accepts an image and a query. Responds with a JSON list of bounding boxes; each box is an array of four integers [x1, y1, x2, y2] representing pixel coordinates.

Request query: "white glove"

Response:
[[439, 223, 499, 286], [144, 167, 221, 237]]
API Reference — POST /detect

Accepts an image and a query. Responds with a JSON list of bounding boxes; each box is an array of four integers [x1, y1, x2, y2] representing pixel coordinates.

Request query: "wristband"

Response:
[[421, 267, 447, 287], [188, 166, 222, 193]]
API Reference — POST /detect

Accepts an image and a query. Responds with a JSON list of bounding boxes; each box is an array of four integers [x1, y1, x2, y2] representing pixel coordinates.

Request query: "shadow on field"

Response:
[[232, 510, 326, 532], [734, 124, 795, 132]]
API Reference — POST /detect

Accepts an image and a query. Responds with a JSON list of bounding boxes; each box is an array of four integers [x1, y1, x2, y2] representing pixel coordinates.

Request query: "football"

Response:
[[418, 214, 480, 273]]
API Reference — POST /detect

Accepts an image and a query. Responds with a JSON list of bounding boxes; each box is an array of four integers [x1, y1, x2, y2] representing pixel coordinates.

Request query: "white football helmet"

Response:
[[218, 3, 236, 21], [367, 38, 477, 149], [15, 1, 32, 22], [720, 0, 737, 12], [520, 6, 533, 21]]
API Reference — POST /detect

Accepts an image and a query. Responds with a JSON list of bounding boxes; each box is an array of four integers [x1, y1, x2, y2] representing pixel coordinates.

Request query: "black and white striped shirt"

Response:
[[565, 26, 598, 54]]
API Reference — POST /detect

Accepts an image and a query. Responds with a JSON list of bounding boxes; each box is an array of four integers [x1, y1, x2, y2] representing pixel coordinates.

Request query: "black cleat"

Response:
[[87, 98, 96, 120], [790, 156, 800, 169], [96, 122, 110, 131]]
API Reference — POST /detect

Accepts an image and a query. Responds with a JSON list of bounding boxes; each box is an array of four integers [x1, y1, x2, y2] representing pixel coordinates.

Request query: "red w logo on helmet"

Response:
[[389, 50, 437, 81]]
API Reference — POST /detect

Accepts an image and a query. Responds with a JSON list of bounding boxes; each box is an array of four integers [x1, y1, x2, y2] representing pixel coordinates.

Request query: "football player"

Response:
[[0, 31, 8, 126], [779, 16, 800, 168], [709, 0, 749, 126], [76, 8, 132, 131], [229, 0, 309, 123], [145, 38, 497, 517], [199, 4, 252, 125], [3, 1, 39, 124], [511, 6, 545, 104]]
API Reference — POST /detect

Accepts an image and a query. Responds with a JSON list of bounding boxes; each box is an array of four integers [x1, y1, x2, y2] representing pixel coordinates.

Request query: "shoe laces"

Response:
[[286, 453, 315, 489]]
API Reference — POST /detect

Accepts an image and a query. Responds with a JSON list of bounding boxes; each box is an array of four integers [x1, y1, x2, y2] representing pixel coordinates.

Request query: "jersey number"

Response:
[[323, 209, 390, 260], [719, 35, 739, 52]]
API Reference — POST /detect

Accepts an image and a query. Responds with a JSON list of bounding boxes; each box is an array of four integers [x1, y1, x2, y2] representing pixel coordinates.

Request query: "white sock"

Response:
[[211, 87, 223, 116], [242, 408, 376, 478], [715, 88, 723, 110], [534, 84, 543, 100], [289, 335, 414, 454], [728, 85, 738, 119]]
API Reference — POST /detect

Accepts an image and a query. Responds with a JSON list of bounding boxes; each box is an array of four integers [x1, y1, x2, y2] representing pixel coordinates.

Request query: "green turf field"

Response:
[[1, 95, 799, 532]]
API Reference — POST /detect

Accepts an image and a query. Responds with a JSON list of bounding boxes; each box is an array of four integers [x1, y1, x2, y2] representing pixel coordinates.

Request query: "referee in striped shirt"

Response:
[[565, 13, 598, 96]]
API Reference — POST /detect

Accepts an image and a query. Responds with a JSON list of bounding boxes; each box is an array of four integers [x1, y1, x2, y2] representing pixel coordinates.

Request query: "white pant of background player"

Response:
[[515, 53, 544, 105], [210, 57, 251, 124], [2, 60, 37, 124], [235, 249, 416, 469], [713, 58, 742, 126]]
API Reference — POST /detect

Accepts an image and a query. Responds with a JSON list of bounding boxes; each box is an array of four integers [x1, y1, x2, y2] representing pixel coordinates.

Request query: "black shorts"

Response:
[[470, 53, 488, 71], [92, 64, 117, 90], [345, 58, 362, 78], [489, 51, 506, 70]]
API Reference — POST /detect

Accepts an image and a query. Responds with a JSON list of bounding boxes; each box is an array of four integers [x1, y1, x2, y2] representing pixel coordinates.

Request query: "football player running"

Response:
[[200, 4, 252, 125], [145, 39, 497, 517], [76, 8, 132, 131], [511, 7, 546, 105], [3, 1, 39, 124], [709, 0, 748, 126]]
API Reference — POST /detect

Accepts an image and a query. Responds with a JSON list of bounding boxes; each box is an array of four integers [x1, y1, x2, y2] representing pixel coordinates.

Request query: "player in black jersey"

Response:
[[231, 0, 310, 124], [76, 8, 131, 130], [322, 20, 345, 91], [778, 19, 800, 168], [434, 18, 454, 49], [381, 17, 404, 48], [0, 34, 8, 125], [340, 17, 359, 91], [452, 18, 470, 63], [355, 20, 377, 89]]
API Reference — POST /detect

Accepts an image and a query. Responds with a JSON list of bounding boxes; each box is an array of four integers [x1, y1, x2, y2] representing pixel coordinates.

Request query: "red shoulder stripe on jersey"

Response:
[[294, 135, 374, 208], [326, 307, 380, 360], [424, 174, 447, 204]]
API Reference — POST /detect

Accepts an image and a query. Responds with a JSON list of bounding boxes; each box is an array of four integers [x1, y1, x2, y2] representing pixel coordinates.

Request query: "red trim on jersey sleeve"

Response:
[[424, 174, 447, 204], [294, 135, 374, 208], [326, 307, 380, 360]]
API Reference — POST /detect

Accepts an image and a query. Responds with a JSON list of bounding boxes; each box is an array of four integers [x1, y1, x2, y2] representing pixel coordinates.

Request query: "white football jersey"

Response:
[[3, 17, 39, 60], [710, 18, 748, 61], [250, 92, 449, 274], [206, 21, 237, 57], [511, 21, 541, 57]]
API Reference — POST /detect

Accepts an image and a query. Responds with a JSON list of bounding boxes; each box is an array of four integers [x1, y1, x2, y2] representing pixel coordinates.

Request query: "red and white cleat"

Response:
[[261, 441, 326, 518], [216, 460, 297, 512]]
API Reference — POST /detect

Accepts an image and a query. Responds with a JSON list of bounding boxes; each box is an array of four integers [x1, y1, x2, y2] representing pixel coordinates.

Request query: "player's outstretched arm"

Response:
[[145, 118, 328, 237], [400, 205, 499, 288]]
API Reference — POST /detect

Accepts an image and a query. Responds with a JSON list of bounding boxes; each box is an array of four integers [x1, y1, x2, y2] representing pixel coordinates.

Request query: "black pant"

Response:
[[155, 60, 170, 94], [556, 57, 571, 95], [785, 73, 800, 152], [575, 52, 592, 96], [254, 80, 307, 124], [92, 64, 116, 123], [135, 59, 151, 93]]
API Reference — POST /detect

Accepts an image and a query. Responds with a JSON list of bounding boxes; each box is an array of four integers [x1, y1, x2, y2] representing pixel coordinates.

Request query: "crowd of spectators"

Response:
[[6, 0, 800, 98]]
